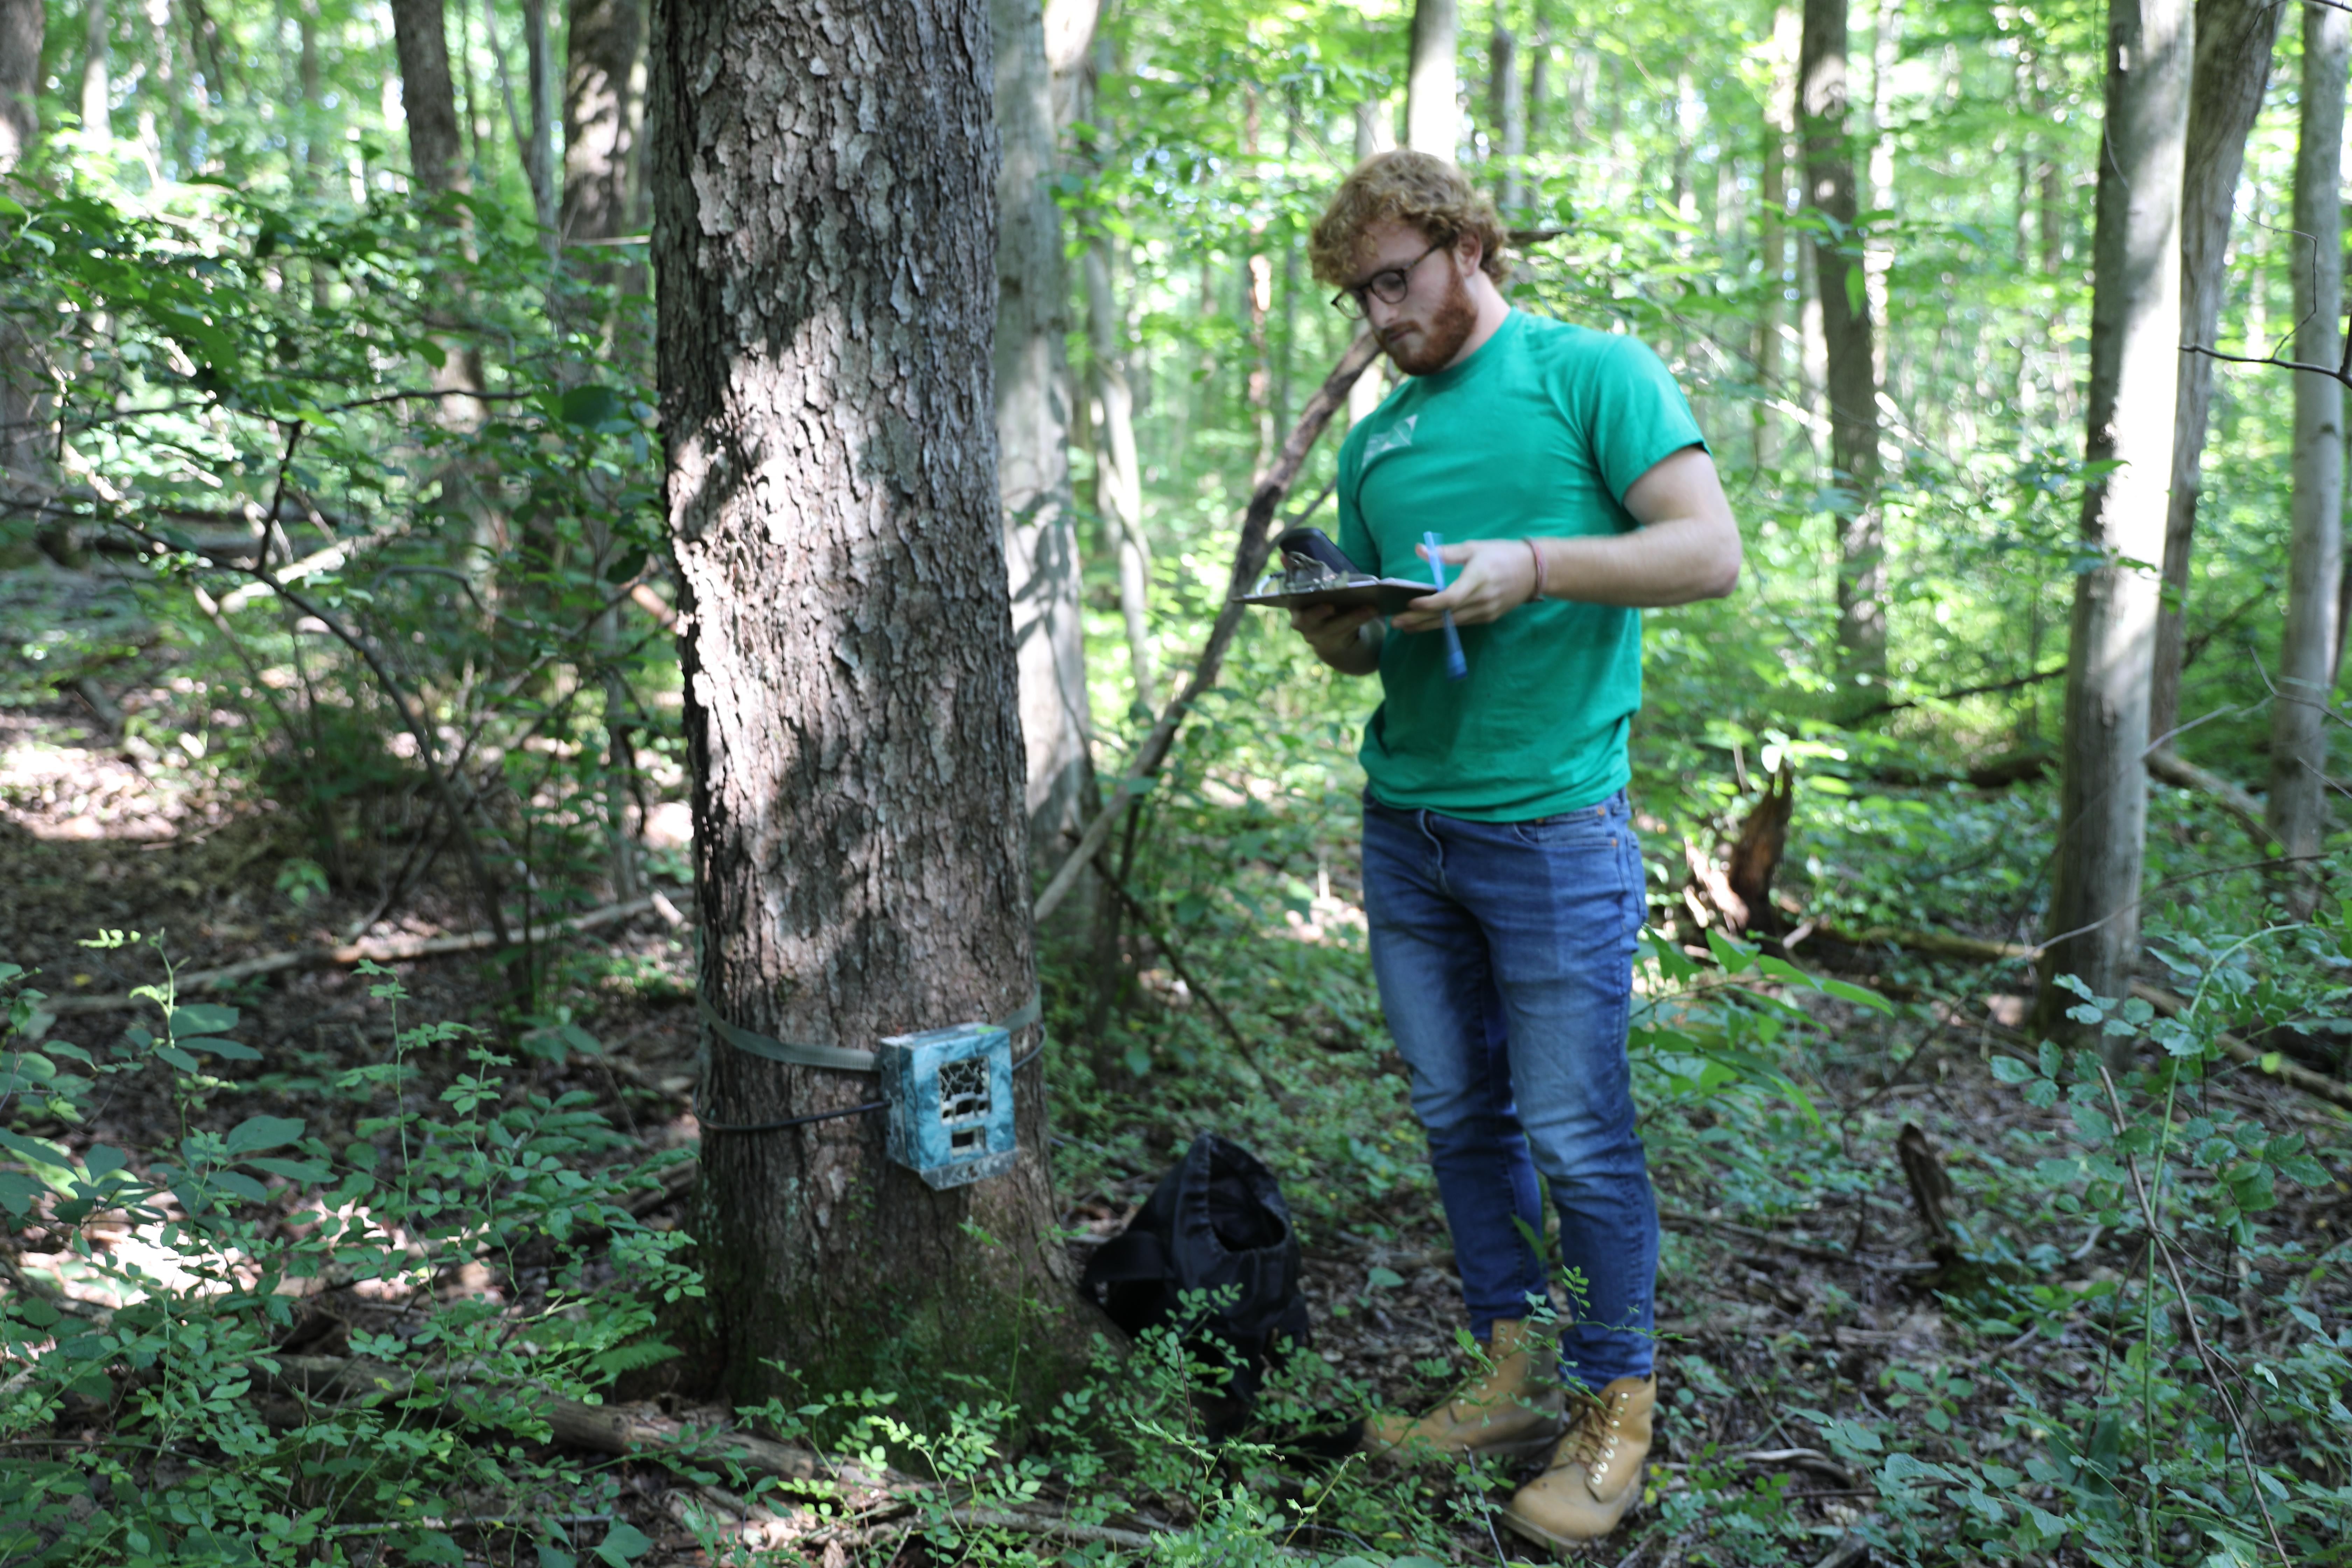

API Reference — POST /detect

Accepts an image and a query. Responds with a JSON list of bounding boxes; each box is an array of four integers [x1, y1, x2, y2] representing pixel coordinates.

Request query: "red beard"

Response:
[[1381, 266, 1480, 376]]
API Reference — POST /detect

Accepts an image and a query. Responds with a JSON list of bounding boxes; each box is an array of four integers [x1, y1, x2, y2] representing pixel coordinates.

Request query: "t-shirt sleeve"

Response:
[[1583, 335, 1708, 507], [1335, 425, 1380, 576]]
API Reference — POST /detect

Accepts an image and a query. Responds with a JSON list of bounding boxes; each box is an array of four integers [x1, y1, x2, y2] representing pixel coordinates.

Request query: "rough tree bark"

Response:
[[2148, 0, 2282, 744], [1800, 0, 1886, 677], [651, 0, 1084, 1399], [2267, 0, 2345, 874], [992, 0, 1094, 866], [1407, 0, 1458, 157], [2036, 0, 2193, 1032]]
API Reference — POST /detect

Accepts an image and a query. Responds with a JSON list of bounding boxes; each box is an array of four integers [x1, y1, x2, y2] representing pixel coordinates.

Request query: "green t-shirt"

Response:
[[1336, 309, 1706, 821]]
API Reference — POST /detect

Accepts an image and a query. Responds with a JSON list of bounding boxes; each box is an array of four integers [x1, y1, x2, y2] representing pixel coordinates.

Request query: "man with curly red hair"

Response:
[[1299, 149, 1741, 1548]]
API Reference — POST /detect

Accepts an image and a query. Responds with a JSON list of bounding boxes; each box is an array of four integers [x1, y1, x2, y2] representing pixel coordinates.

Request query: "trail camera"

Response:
[[879, 1022, 1016, 1190]]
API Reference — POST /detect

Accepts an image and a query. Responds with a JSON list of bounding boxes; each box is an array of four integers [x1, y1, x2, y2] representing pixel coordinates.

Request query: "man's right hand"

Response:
[[1289, 602, 1382, 674]]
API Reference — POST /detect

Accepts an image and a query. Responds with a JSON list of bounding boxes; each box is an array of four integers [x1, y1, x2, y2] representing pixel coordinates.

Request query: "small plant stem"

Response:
[[2096, 1062, 2291, 1568]]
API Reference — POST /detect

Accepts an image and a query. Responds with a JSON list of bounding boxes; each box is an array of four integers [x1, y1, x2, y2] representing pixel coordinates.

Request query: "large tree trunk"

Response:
[[390, 0, 467, 196], [1407, 0, 1458, 157], [2267, 0, 2346, 875], [2149, 0, 2284, 744], [559, 0, 643, 255], [1799, 0, 1886, 677], [992, 0, 1093, 867], [651, 0, 1082, 1400], [2036, 0, 2193, 1031]]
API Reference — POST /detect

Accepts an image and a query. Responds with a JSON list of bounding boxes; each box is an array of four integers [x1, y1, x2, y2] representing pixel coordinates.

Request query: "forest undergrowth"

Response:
[[2, 657, 2347, 1568]]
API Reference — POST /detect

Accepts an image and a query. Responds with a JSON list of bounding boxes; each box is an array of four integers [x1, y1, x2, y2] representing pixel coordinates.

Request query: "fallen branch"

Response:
[[1032, 330, 1382, 924], [2146, 747, 2273, 852], [43, 898, 662, 1016], [260, 1352, 902, 1493], [2130, 982, 2352, 1111], [1656, 1207, 1937, 1274], [1807, 924, 2352, 1109]]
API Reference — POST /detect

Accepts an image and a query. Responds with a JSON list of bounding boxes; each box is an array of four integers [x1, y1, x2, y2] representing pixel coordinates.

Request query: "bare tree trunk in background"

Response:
[[992, 0, 1094, 867], [2267, 0, 2345, 879], [1490, 21, 1524, 214], [1800, 0, 1887, 679], [1087, 245, 1153, 711], [2149, 0, 2283, 744], [652, 0, 1084, 1400], [556, 0, 646, 904], [2037, 0, 2192, 1033], [80, 0, 108, 138], [1757, 6, 1796, 469], [391, 0, 468, 196], [299, 0, 329, 187], [1064, 20, 1150, 714], [0, 0, 46, 558], [520, 0, 556, 231], [560, 0, 642, 248], [1864, 0, 1897, 392], [1243, 91, 1276, 477], [1408, 0, 1459, 157], [0, 0, 34, 172], [0, 0, 51, 549], [1349, 104, 1394, 430], [1527, 0, 1549, 148]]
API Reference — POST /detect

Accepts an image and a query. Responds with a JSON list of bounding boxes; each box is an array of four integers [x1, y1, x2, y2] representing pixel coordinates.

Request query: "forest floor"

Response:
[[5, 687, 2348, 1566]]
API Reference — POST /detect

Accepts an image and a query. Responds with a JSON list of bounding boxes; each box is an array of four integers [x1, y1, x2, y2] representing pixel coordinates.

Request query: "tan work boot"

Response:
[[1500, 1374, 1657, 1549], [1362, 1318, 1564, 1461]]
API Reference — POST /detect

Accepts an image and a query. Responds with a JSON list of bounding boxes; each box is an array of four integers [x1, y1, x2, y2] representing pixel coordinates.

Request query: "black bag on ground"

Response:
[[1080, 1133, 1312, 1415]]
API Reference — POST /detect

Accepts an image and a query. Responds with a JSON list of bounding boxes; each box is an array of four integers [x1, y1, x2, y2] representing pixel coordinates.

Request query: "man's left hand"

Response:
[[1390, 538, 1538, 633]]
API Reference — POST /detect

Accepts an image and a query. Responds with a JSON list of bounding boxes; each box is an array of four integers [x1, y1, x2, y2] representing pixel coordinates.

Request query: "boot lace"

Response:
[[1556, 1387, 1623, 1478]]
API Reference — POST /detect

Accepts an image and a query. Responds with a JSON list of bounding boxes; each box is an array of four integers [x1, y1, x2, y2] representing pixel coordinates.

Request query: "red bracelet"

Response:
[[1521, 537, 1546, 603]]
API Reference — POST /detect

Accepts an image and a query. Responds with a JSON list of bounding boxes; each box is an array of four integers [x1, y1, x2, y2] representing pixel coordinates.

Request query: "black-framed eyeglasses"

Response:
[[1330, 236, 1450, 319]]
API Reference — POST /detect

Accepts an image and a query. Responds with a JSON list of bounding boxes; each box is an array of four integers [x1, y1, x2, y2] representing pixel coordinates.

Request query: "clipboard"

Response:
[[1234, 525, 1436, 614], [1235, 576, 1436, 613]]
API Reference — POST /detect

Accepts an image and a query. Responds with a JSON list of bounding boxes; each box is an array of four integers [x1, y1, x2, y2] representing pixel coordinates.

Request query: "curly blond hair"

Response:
[[1308, 149, 1511, 288]]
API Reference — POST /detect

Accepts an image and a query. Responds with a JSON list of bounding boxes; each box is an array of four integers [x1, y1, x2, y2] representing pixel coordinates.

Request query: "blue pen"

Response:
[[1422, 530, 1469, 681]]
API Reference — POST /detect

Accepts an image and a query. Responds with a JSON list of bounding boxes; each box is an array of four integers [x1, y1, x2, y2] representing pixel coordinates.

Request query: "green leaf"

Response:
[[536, 1548, 579, 1568], [1989, 1056, 2037, 1085], [592, 1522, 654, 1565], [1815, 976, 1892, 1012], [224, 1115, 306, 1154], [154, 1045, 202, 1073], [1704, 929, 1758, 974], [211, 1170, 269, 1203], [176, 1036, 262, 1061], [170, 1003, 240, 1034], [246, 1157, 332, 1184], [1365, 1266, 1405, 1289]]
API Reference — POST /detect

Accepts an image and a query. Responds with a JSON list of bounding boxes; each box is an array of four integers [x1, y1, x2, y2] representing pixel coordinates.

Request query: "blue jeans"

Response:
[[1361, 790, 1658, 1388]]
